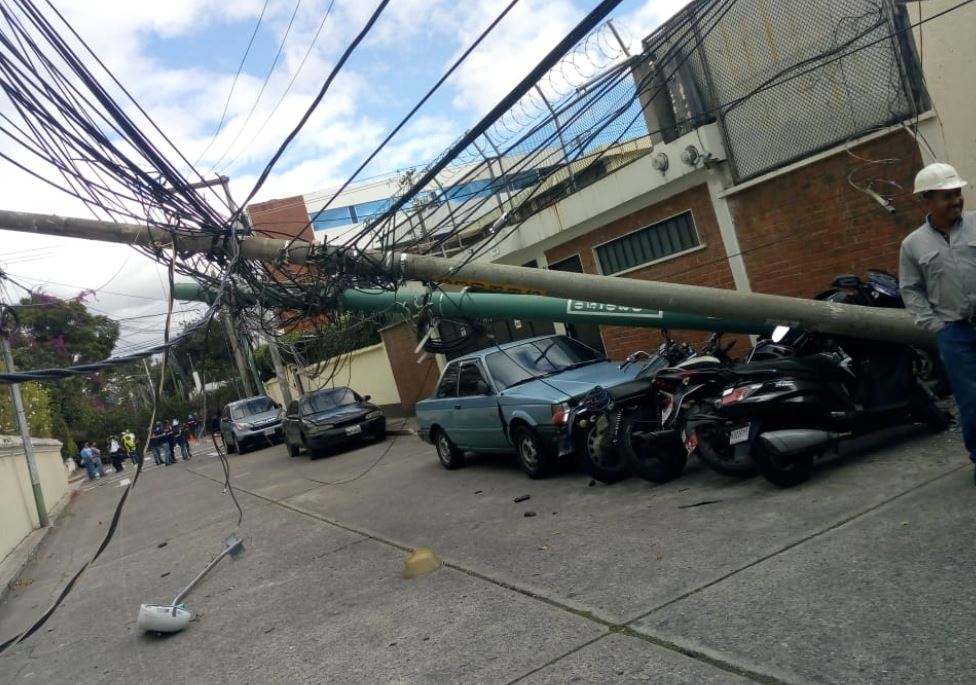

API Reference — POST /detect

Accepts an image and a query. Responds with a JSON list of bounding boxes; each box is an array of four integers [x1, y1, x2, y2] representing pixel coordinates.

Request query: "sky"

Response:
[[0, 0, 688, 355]]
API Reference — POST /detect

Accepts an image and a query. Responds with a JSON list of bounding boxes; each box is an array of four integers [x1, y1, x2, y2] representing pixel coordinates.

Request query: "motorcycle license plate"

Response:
[[729, 424, 751, 445]]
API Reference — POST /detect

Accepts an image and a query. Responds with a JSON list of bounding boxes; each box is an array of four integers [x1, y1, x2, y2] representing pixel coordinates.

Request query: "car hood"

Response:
[[498, 361, 641, 400], [239, 409, 280, 424], [305, 404, 373, 423]]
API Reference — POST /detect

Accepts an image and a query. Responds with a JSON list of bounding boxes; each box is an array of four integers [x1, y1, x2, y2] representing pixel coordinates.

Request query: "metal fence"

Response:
[[642, 0, 926, 181]]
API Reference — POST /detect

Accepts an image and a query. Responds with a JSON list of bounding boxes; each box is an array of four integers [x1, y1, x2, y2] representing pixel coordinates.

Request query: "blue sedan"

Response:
[[415, 335, 642, 478]]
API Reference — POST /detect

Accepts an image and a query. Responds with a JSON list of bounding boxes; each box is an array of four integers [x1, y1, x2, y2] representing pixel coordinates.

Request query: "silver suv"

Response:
[[221, 395, 283, 454]]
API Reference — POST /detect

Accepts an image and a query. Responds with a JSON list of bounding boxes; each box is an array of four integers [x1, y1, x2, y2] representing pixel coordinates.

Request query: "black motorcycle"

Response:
[[571, 331, 738, 483], [822, 269, 950, 397], [686, 329, 948, 487], [622, 330, 806, 482], [569, 330, 702, 483]]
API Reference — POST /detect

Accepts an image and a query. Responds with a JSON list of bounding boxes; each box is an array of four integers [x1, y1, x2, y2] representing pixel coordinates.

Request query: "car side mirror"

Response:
[[363, 394, 371, 401], [475, 380, 491, 395]]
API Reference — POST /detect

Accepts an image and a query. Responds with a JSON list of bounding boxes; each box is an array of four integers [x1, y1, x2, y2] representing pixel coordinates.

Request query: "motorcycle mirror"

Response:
[[771, 326, 791, 343]]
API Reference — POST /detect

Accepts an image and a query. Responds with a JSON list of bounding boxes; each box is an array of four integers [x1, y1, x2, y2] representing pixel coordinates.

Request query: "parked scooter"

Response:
[[568, 330, 701, 483], [570, 331, 736, 483], [621, 329, 809, 482], [684, 322, 949, 487], [820, 269, 950, 397]]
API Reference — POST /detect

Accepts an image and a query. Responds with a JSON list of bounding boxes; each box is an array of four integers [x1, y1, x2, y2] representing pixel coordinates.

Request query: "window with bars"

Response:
[[594, 211, 700, 275]]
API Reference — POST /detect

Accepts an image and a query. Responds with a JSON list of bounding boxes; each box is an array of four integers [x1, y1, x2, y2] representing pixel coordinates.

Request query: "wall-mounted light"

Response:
[[652, 152, 669, 174], [680, 145, 700, 166]]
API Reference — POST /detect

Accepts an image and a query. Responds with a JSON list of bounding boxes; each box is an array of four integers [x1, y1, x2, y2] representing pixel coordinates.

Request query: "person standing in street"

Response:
[[209, 410, 223, 447], [899, 162, 976, 484], [164, 420, 176, 465], [150, 421, 165, 465], [174, 419, 191, 460], [79, 442, 97, 481], [108, 435, 124, 473], [122, 429, 139, 465]]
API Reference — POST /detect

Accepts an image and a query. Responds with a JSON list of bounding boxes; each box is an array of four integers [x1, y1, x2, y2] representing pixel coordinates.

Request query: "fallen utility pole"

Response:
[[0, 208, 932, 348], [0, 310, 49, 528], [173, 282, 773, 336]]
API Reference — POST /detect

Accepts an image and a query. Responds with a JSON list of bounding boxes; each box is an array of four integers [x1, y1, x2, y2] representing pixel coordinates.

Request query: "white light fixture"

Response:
[[680, 145, 700, 166], [652, 152, 669, 174]]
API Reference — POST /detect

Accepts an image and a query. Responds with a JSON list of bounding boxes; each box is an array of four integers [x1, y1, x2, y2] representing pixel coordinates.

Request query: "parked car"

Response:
[[220, 395, 283, 454], [282, 386, 386, 458], [415, 335, 642, 478]]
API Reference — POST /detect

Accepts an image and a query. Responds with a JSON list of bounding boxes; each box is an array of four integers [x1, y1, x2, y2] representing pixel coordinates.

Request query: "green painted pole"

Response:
[[339, 288, 771, 335], [173, 282, 769, 335]]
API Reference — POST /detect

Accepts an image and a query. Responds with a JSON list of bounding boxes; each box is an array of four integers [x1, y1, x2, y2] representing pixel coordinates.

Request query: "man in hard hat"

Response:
[[900, 162, 976, 484]]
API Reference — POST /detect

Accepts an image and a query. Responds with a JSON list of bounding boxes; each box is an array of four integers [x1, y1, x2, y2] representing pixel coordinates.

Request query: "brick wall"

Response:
[[248, 195, 314, 242], [380, 320, 440, 413], [545, 184, 736, 360], [728, 130, 924, 298]]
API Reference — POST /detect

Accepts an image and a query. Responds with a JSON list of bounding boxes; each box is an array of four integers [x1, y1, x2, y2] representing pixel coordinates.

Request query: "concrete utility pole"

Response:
[[0, 208, 933, 348], [264, 332, 293, 407], [221, 310, 255, 398], [0, 309, 49, 528]]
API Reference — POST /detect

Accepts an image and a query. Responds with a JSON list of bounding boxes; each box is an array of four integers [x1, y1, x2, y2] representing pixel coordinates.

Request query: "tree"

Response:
[[170, 319, 234, 387], [9, 291, 119, 459], [12, 292, 118, 370]]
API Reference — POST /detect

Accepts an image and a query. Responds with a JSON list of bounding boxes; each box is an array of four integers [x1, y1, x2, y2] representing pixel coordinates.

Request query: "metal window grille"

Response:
[[595, 211, 700, 275]]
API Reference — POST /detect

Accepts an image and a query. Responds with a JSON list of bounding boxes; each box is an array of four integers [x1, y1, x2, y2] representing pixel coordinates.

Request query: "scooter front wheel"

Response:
[[618, 408, 686, 483], [574, 413, 630, 484]]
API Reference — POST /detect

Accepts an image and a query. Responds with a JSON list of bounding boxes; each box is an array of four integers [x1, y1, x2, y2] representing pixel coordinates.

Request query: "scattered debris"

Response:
[[474, 490, 483, 495], [160, 572, 170, 578], [588, 480, 596, 487], [677, 499, 723, 509], [404, 548, 442, 578], [524, 511, 537, 518], [157, 542, 168, 548], [263, 626, 275, 634], [514, 494, 530, 503]]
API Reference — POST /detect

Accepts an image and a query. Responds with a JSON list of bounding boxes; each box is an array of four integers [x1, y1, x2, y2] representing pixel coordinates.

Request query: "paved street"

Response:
[[0, 427, 973, 684]]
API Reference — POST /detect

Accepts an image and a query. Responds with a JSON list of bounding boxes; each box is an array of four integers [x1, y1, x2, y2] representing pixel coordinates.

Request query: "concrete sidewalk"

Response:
[[0, 426, 972, 684]]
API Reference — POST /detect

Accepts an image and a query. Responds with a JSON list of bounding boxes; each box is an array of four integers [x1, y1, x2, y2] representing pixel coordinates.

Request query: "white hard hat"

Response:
[[914, 162, 967, 194]]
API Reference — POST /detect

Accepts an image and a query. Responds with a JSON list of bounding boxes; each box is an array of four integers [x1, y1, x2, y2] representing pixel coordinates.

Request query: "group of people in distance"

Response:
[[77, 414, 201, 481], [147, 415, 200, 466]]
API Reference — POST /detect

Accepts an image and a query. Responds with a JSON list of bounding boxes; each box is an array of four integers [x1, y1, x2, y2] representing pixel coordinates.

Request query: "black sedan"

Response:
[[282, 387, 386, 458]]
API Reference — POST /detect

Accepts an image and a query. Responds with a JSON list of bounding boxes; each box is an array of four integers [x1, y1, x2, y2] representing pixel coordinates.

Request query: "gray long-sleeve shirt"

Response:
[[899, 211, 976, 333]]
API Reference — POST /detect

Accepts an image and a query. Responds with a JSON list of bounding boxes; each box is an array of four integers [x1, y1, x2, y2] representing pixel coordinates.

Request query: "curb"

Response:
[[0, 491, 73, 605]]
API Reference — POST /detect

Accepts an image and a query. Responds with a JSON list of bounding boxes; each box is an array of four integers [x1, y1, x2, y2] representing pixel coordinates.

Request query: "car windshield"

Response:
[[302, 388, 358, 414], [485, 337, 604, 390], [230, 397, 275, 420]]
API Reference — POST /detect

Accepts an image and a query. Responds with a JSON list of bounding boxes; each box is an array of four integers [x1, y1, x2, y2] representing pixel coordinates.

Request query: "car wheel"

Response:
[[287, 440, 300, 457], [375, 429, 387, 442], [513, 425, 554, 479], [226, 434, 237, 454], [433, 429, 464, 470], [234, 434, 248, 455]]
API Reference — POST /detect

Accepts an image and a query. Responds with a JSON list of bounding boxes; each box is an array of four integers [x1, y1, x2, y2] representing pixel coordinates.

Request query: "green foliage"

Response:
[[12, 292, 118, 369], [171, 319, 234, 383], [294, 313, 389, 365], [0, 382, 54, 438]]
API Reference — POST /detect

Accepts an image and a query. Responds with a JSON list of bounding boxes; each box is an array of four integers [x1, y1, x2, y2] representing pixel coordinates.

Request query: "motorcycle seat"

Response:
[[733, 353, 843, 379], [606, 379, 654, 400]]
